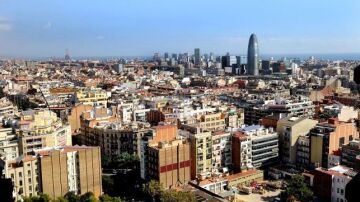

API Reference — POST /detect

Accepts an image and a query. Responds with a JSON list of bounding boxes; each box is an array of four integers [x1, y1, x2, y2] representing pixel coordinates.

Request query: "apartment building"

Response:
[[0, 97, 16, 121], [310, 118, 359, 168], [268, 96, 315, 118], [147, 139, 191, 189], [4, 146, 102, 201], [198, 112, 226, 132], [180, 126, 212, 179], [341, 140, 360, 169], [297, 135, 311, 168], [211, 131, 232, 171], [277, 116, 318, 165], [79, 107, 151, 159], [71, 88, 110, 107], [17, 109, 72, 155], [240, 125, 279, 168], [0, 127, 18, 160], [232, 132, 252, 173]]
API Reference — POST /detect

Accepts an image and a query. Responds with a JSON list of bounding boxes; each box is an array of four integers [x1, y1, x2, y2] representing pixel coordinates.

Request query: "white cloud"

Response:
[[43, 22, 52, 29]]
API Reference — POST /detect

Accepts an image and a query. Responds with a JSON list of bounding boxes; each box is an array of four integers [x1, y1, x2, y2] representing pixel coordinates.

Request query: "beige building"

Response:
[[277, 117, 318, 165], [71, 88, 110, 107], [198, 112, 226, 131], [4, 146, 102, 201], [0, 127, 18, 160], [310, 118, 359, 168], [147, 139, 191, 189], [79, 106, 151, 159], [17, 109, 72, 155], [67, 104, 93, 134], [185, 128, 213, 179]]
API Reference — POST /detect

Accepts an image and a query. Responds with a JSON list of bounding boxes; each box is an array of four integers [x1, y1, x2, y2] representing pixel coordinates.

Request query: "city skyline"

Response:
[[0, 0, 360, 57]]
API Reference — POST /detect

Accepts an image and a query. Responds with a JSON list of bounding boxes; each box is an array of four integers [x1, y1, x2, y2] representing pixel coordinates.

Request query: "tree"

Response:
[[283, 175, 313, 202], [53, 197, 69, 202], [64, 192, 81, 202], [143, 180, 164, 201], [99, 194, 123, 202], [79, 192, 98, 202], [112, 152, 139, 169], [22, 193, 51, 202], [160, 190, 196, 202]]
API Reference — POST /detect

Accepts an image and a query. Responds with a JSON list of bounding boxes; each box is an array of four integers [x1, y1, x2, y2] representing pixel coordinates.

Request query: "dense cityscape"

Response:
[[0, 32, 360, 202], [1, 1, 360, 202]]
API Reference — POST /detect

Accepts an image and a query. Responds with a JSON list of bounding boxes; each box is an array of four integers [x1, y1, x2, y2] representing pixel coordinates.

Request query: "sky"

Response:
[[0, 0, 360, 58]]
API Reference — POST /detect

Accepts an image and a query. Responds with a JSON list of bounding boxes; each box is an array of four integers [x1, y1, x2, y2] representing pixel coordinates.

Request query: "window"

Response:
[[19, 180, 23, 186], [337, 188, 339, 193], [339, 137, 345, 147], [18, 172, 22, 178], [341, 189, 344, 195]]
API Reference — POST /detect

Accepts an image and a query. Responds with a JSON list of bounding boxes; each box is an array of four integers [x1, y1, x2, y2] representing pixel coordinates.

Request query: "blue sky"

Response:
[[0, 0, 360, 57]]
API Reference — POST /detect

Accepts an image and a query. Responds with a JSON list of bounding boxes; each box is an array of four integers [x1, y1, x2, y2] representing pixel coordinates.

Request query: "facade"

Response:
[[268, 96, 315, 118], [277, 117, 318, 165], [71, 88, 110, 107], [147, 139, 191, 189], [341, 140, 360, 169], [247, 33, 259, 76], [211, 131, 232, 171], [194, 48, 201, 66], [232, 132, 252, 172], [310, 118, 359, 168], [198, 112, 226, 132], [79, 107, 152, 159], [0, 128, 18, 161], [0, 98, 16, 121], [67, 104, 93, 134], [17, 109, 72, 155], [297, 135, 311, 168], [312, 165, 357, 202], [186, 128, 212, 179], [233, 125, 279, 171], [241, 125, 279, 168], [4, 146, 102, 200]]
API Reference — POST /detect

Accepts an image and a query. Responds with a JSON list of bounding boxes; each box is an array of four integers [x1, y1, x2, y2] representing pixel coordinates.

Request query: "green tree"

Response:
[[53, 196, 69, 202], [79, 192, 98, 202], [284, 175, 313, 202], [112, 152, 139, 169], [143, 180, 164, 201], [160, 190, 196, 202], [22, 193, 51, 202], [99, 194, 123, 202], [64, 192, 81, 202]]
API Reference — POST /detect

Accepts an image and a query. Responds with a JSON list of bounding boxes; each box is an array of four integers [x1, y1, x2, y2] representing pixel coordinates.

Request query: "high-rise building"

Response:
[[247, 34, 259, 75], [194, 48, 201, 66], [164, 52, 169, 61]]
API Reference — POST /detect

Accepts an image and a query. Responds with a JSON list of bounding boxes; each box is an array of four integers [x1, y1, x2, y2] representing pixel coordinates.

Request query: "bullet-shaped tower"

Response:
[[247, 33, 259, 76]]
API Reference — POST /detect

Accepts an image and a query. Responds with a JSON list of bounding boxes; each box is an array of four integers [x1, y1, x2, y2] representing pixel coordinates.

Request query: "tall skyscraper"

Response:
[[247, 33, 259, 75], [194, 48, 201, 66]]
